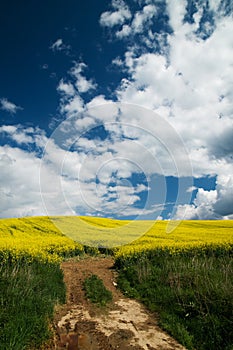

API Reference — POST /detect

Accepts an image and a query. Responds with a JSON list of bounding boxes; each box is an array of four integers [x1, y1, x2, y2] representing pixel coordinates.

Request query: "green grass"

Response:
[[0, 260, 66, 350], [115, 247, 233, 350], [83, 274, 113, 306]]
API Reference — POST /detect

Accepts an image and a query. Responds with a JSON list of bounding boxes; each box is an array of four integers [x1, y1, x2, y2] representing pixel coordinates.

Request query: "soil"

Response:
[[42, 256, 186, 350]]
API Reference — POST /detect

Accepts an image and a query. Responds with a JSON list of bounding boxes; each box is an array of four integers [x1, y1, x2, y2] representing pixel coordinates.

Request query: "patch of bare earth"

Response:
[[44, 257, 186, 350]]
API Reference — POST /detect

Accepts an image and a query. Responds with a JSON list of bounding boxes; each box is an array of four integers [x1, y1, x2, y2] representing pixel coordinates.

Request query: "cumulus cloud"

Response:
[[1, 1, 233, 220], [213, 175, 233, 217], [60, 95, 84, 118], [0, 125, 47, 147], [0, 128, 154, 218], [57, 79, 76, 97], [100, 0, 131, 27], [175, 173, 233, 220], [166, 0, 187, 33], [116, 24, 132, 38], [99, 0, 233, 219], [0, 146, 46, 218], [38, 101, 193, 220], [70, 62, 96, 93], [174, 188, 218, 220], [56, 61, 97, 121], [131, 4, 157, 33], [0, 98, 22, 114], [115, 8, 233, 170], [113, 3, 160, 40]]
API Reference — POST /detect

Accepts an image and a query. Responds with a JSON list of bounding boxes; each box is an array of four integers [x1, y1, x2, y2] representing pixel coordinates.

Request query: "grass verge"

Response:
[[0, 260, 66, 350], [115, 247, 233, 350], [83, 274, 113, 306]]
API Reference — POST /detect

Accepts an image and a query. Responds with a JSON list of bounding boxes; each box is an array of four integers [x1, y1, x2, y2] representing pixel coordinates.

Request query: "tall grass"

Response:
[[83, 274, 113, 306], [0, 259, 66, 350], [115, 247, 233, 350]]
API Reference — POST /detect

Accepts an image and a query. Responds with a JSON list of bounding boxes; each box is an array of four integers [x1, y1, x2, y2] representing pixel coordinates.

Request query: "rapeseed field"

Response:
[[0, 216, 83, 263], [27, 216, 233, 250], [115, 220, 233, 257], [1, 216, 232, 261]]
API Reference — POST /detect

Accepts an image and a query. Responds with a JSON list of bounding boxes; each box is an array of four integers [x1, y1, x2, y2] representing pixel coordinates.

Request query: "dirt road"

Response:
[[46, 257, 186, 350]]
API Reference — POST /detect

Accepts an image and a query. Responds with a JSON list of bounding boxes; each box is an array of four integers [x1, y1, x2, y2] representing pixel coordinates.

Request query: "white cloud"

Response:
[[50, 38, 63, 51], [186, 186, 197, 193], [57, 79, 75, 97], [2, 1, 233, 221], [0, 146, 46, 218], [60, 95, 84, 118], [100, 0, 131, 27], [208, 0, 222, 12], [0, 98, 23, 114], [75, 75, 96, 94], [116, 24, 132, 38], [213, 175, 233, 216], [70, 62, 96, 93], [86, 96, 119, 121], [99, 1, 233, 219], [0, 125, 46, 146], [35, 100, 183, 219], [114, 5, 233, 182], [174, 187, 219, 220], [39, 131, 154, 218], [131, 4, 157, 34], [35, 100, 192, 221], [107, 2, 159, 39], [112, 57, 124, 66], [113, 3, 159, 40], [195, 188, 217, 207], [0, 125, 17, 133], [50, 38, 71, 53], [166, 0, 187, 33], [56, 62, 97, 124], [175, 174, 233, 220]]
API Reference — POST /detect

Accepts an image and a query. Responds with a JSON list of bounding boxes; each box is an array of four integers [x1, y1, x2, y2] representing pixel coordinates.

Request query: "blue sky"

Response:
[[0, 0, 233, 220]]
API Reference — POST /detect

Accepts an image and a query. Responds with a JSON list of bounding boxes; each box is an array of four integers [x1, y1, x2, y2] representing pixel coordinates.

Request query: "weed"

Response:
[[0, 261, 66, 350], [116, 248, 233, 350], [83, 274, 113, 306]]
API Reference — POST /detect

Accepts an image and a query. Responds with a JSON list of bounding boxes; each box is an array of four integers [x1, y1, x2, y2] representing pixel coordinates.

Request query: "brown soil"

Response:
[[42, 256, 186, 350]]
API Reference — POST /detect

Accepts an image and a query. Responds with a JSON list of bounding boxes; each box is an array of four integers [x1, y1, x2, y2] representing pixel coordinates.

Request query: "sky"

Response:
[[0, 0, 233, 221]]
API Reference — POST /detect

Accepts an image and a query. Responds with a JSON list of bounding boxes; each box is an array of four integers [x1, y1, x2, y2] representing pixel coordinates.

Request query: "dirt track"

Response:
[[45, 257, 186, 350]]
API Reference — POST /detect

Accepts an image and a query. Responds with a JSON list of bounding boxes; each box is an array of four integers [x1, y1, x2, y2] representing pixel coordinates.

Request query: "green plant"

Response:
[[0, 260, 66, 350], [116, 247, 233, 350], [83, 274, 113, 306]]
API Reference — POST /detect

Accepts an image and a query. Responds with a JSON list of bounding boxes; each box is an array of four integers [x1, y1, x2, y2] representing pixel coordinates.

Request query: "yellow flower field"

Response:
[[0, 216, 83, 263], [115, 220, 233, 257], [50, 217, 233, 251], [0, 216, 233, 263]]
